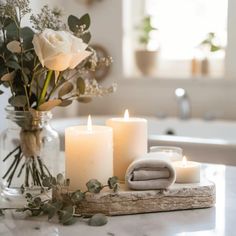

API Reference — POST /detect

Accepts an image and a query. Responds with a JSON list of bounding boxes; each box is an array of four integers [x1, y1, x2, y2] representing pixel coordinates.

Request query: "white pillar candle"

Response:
[[174, 156, 201, 183], [106, 110, 147, 181], [65, 115, 113, 191]]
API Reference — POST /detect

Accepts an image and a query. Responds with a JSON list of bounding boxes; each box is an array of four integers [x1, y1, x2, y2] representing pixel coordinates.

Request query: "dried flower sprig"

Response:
[[30, 5, 65, 32]]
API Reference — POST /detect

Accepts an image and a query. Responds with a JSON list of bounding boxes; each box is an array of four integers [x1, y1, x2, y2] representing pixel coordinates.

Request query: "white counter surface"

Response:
[[0, 163, 235, 236]]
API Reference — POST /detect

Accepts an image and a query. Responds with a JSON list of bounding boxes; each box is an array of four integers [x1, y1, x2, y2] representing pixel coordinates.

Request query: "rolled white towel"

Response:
[[125, 158, 176, 190]]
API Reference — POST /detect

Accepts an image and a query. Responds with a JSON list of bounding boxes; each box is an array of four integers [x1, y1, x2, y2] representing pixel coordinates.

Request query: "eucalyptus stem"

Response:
[[38, 70, 53, 107]]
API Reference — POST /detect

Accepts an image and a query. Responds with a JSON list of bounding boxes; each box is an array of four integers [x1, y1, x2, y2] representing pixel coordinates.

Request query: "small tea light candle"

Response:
[[65, 115, 113, 190], [174, 156, 201, 183], [150, 146, 183, 162], [106, 109, 147, 181]]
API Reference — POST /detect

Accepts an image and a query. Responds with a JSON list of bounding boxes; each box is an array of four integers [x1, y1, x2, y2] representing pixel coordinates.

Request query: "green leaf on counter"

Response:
[[86, 179, 103, 193], [88, 213, 108, 226]]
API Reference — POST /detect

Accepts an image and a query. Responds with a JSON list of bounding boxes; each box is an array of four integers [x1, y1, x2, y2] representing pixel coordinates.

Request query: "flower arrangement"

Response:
[[0, 0, 115, 191]]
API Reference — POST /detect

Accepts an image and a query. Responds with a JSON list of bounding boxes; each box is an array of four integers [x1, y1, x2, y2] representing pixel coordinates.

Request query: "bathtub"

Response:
[[52, 116, 236, 166]]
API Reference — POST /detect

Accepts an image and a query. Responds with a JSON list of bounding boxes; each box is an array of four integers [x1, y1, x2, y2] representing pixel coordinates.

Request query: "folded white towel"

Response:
[[125, 158, 176, 190]]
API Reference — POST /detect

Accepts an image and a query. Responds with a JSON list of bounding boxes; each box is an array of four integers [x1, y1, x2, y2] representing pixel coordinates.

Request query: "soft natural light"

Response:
[[145, 0, 228, 60]]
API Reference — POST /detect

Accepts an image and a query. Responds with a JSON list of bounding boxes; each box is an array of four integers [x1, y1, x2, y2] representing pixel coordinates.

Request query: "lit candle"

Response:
[[106, 109, 147, 181], [174, 156, 201, 183], [65, 115, 113, 190]]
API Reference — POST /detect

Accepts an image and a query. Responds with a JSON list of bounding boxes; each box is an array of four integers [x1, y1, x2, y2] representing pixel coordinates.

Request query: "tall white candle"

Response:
[[106, 110, 147, 181], [174, 156, 201, 183], [65, 115, 113, 191]]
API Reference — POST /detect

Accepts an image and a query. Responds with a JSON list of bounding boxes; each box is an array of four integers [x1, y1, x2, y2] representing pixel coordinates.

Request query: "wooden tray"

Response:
[[76, 180, 215, 216]]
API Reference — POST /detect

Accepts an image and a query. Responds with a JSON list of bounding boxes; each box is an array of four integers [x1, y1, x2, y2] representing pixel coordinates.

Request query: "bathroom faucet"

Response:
[[175, 88, 191, 119]]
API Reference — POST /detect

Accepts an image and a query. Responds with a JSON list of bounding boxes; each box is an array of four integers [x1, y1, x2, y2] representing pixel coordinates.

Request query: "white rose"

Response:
[[32, 29, 92, 71]]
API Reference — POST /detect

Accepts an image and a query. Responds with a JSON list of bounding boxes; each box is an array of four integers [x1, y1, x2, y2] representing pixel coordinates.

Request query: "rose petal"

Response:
[[32, 35, 44, 67], [43, 53, 72, 71], [69, 50, 92, 69]]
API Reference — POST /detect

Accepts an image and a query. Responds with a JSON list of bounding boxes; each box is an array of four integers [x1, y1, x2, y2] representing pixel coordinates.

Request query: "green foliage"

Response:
[[88, 213, 108, 227], [137, 15, 157, 46], [200, 32, 222, 52], [86, 179, 103, 193], [0, 1, 113, 112], [0, 174, 119, 226]]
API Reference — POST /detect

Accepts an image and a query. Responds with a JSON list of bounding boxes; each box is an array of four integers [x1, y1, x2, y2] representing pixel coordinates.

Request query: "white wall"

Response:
[[52, 0, 236, 120], [1, 0, 236, 132]]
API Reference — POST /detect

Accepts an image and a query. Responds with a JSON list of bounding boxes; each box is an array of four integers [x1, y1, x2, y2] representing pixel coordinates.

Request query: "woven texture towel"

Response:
[[125, 158, 176, 190]]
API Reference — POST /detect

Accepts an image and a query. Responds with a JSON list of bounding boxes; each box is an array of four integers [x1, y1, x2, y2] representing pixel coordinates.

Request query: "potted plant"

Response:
[[135, 15, 158, 76], [199, 32, 223, 75]]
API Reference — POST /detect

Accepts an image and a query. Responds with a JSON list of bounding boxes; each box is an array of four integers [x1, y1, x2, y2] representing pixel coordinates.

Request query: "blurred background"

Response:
[[0, 0, 235, 130]]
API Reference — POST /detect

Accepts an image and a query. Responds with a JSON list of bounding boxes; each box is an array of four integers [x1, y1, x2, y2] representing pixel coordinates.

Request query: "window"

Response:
[[123, 0, 228, 78]]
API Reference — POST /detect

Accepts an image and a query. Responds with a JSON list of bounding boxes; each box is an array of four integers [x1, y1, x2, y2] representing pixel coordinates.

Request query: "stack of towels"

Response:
[[125, 158, 176, 190]]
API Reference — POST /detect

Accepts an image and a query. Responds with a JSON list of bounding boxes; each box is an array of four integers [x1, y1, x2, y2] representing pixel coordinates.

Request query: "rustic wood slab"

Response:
[[76, 180, 215, 216]]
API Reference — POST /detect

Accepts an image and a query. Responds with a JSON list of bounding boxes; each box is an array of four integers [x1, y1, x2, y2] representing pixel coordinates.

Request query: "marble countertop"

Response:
[[0, 163, 235, 236]]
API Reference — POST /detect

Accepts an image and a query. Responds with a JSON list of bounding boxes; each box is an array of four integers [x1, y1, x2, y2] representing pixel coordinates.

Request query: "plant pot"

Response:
[[135, 50, 158, 76], [0, 107, 62, 197]]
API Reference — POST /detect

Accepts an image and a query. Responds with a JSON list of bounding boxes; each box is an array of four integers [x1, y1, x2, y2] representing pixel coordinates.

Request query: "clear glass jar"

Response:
[[0, 107, 62, 196], [150, 146, 183, 162]]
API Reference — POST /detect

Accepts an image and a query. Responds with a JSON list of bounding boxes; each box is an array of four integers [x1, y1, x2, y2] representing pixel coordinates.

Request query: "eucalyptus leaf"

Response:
[[58, 82, 74, 97], [56, 173, 64, 185], [9, 95, 27, 107], [6, 61, 21, 70], [86, 179, 103, 193], [47, 205, 57, 220], [81, 31, 91, 44], [1, 71, 15, 82], [79, 14, 90, 31], [77, 97, 92, 103], [5, 22, 18, 39], [63, 217, 76, 225], [59, 100, 73, 107], [76, 77, 85, 94], [7, 41, 21, 53], [88, 213, 108, 226], [68, 14, 90, 33], [59, 209, 73, 224], [42, 177, 52, 188], [20, 27, 34, 50], [38, 99, 62, 111], [107, 176, 118, 189], [68, 15, 80, 32], [71, 190, 85, 203]]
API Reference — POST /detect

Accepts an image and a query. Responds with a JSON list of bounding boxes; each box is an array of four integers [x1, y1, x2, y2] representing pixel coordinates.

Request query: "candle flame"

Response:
[[124, 109, 129, 120], [182, 156, 187, 167], [87, 115, 92, 132]]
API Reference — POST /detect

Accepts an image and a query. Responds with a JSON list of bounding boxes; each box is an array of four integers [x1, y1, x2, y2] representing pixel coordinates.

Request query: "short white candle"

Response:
[[174, 156, 201, 183], [65, 115, 113, 191], [106, 110, 147, 181], [150, 146, 183, 162]]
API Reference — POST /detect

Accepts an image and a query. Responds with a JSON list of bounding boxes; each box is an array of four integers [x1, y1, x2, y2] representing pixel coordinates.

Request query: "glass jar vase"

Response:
[[0, 107, 62, 196]]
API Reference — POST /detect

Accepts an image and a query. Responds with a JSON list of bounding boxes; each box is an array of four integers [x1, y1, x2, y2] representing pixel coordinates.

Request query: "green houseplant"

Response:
[[199, 32, 223, 75], [135, 15, 159, 76]]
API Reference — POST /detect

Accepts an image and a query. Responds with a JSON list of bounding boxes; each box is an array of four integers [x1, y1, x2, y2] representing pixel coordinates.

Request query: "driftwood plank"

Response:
[[76, 180, 215, 216]]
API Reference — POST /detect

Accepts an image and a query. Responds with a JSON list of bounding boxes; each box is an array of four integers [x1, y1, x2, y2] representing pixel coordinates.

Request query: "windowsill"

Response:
[[117, 76, 236, 87]]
